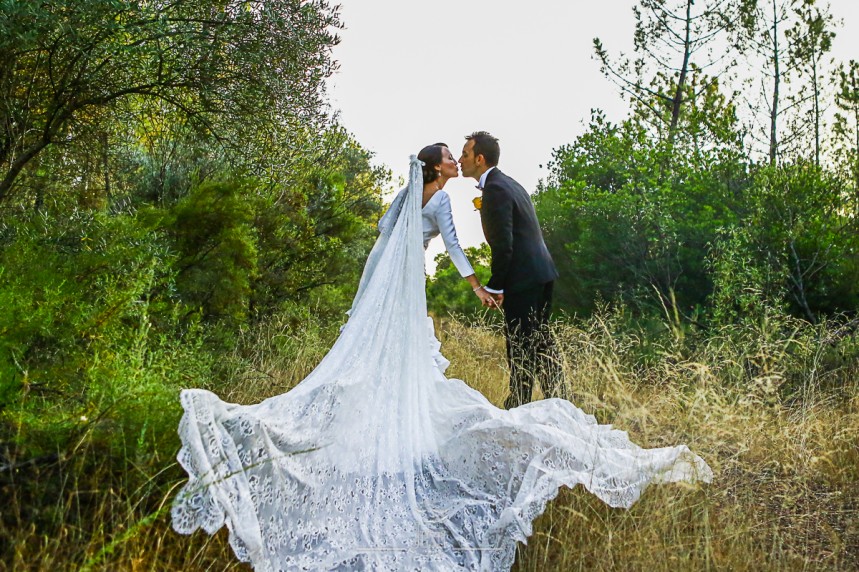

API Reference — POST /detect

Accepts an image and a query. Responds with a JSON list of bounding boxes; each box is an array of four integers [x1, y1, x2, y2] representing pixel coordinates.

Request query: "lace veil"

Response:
[[347, 156, 423, 326], [172, 155, 464, 569]]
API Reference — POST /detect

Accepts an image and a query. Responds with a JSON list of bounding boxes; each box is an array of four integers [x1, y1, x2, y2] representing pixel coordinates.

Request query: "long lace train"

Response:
[[171, 156, 712, 571]]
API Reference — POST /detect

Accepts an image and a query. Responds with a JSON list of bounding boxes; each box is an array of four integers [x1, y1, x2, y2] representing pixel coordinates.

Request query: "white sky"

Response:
[[327, 1, 859, 271]]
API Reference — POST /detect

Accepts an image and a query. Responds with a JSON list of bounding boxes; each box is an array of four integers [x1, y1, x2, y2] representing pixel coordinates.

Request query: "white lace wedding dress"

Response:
[[171, 157, 712, 571]]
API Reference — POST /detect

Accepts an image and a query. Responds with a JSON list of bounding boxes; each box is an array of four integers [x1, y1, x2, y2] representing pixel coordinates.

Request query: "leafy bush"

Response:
[[534, 111, 746, 318], [535, 112, 859, 324], [0, 209, 206, 452], [426, 244, 500, 322]]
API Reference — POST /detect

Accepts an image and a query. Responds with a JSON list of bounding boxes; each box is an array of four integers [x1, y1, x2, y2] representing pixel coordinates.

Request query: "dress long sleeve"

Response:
[[435, 193, 475, 278]]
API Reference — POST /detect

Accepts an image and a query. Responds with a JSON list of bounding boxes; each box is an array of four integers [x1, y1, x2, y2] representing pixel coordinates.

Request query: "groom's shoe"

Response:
[[503, 389, 530, 410]]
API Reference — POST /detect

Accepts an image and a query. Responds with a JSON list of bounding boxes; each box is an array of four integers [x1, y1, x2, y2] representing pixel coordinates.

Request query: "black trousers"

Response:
[[502, 281, 565, 409]]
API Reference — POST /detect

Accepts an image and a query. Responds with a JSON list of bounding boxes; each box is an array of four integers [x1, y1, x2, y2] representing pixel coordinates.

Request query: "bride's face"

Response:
[[438, 147, 459, 180]]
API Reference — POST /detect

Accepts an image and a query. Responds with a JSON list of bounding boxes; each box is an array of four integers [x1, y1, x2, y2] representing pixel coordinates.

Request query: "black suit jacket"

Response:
[[480, 168, 558, 294]]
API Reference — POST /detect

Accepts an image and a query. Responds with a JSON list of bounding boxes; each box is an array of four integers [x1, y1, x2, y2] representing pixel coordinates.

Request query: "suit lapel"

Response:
[[479, 169, 503, 237]]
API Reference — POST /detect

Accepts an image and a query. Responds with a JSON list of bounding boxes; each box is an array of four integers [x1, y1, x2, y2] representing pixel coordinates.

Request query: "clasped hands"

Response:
[[476, 289, 503, 310]]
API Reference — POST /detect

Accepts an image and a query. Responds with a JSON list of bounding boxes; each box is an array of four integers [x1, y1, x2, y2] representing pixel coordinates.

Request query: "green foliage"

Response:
[[708, 163, 859, 322], [248, 128, 386, 320], [0, 210, 205, 455], [553, 0, 857, 325], [534, 110, 746, 317], [0, 123, 386, 452], [536, 108, 858, 323], [0, 1, 389, 568], [833, 60, 859, 194], [707, 225, 790, 324], [0, 0, 341, 205], [426, 244, 498, 321], [785, 2, 836, 166], [157, 181, 259, 324]]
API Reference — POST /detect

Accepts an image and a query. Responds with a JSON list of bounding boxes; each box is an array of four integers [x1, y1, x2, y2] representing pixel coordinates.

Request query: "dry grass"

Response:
[[442, 314, 859, 571], [3, 312, 857, 571]]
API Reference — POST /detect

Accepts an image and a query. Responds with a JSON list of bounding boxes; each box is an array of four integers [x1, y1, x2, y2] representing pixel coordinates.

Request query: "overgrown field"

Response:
[[2, 310, 857, 571]]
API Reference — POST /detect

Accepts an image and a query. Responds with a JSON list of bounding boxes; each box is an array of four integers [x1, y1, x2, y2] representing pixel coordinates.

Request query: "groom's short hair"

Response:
[[465, 131, 500, 166]]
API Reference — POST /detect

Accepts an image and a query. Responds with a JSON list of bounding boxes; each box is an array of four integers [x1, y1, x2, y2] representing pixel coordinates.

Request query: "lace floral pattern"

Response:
[[172, 156, 712, 571]]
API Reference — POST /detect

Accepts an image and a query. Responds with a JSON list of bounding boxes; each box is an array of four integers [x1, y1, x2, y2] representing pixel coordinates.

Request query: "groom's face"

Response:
[[458, 140, 483, 180]]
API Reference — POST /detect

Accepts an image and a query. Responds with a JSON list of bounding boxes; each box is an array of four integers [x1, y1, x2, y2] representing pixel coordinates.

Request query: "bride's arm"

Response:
[[435, 194, 496, 306], [436, 193, 475, 278]]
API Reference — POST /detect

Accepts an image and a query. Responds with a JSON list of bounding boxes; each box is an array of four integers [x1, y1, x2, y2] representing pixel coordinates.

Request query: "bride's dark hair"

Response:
[[417, 143, 448, 184]]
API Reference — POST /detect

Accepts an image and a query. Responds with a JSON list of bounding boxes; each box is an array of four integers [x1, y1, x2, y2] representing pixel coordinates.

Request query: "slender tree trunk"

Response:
[[853, 71, 859, 193], [812, 56, 821, 167], [0, 139, 51, 204], [101, 131, 111, 203], [669, 0, 694, 144], [33, 187, 44, 213], [0, 87, 152, 205], [769, 0, 780, 166], [789, 239, 816, 324]]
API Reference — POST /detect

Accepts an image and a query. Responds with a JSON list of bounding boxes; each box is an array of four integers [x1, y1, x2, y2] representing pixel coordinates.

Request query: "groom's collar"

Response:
[[477, 166, 496, 190]]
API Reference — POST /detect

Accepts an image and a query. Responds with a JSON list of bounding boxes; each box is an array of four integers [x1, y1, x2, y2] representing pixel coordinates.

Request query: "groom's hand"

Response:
[[494, 293, 504, 309], [482, 293, 503, 310]]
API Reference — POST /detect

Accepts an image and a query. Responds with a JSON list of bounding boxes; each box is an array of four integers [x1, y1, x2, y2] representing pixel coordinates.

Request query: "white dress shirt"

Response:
[[422, 190, 474, 277], [477, 166, 496, 190]]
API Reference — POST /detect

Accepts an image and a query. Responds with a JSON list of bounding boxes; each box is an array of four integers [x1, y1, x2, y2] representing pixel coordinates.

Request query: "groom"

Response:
[[459, 131, 564, 409]]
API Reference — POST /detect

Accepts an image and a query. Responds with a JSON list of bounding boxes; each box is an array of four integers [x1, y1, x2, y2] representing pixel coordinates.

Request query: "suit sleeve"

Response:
[[482, 182, 514, 291], [436, 193, 475, 278]]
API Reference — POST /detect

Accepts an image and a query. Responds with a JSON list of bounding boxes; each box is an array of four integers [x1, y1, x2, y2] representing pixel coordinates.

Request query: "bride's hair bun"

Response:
[[417, 143, 448, 184]]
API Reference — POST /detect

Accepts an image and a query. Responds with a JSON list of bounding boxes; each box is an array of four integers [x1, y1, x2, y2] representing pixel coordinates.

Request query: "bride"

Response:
[[171, 150, 712, 571], [391, 142, 494, 374]]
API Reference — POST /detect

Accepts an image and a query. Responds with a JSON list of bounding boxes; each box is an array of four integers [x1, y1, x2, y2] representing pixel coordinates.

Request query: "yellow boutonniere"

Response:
[[472, 196, 482, 211]]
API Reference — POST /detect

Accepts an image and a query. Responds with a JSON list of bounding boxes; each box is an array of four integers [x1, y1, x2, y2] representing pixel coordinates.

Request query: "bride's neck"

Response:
[[424, 179, 444, 193]]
